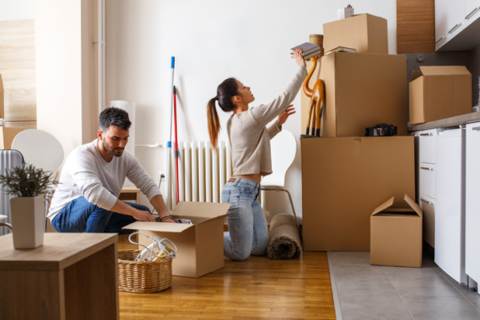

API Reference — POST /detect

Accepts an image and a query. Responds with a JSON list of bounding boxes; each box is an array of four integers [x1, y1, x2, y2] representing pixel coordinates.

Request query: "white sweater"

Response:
[[227, 65, 307, 176], [47, 139, 161, 221]]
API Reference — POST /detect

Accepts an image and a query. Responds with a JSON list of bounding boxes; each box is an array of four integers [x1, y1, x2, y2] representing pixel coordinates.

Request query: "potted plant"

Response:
[[0, 163, 53, 249]]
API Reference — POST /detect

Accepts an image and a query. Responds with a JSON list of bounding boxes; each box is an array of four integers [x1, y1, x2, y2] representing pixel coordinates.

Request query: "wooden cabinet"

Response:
[[466, 122, 480, 284]]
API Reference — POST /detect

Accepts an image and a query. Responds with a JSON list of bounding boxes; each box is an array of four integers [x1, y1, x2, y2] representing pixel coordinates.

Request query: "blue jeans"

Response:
[[222, 178, 269, 260], [51, 196, 151, 234]]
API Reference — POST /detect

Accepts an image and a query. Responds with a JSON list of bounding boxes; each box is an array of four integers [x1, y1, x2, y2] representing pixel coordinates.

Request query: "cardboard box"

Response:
[[125, 201, 231, 278], [0, 127, 24, 149], [0, 74, 4, 119], [409, 66, 472, 125], [370, 194, 423, 268], [301, 136, 415, 251], [324, 14, 388, 54], [301, 52, 407, 137]]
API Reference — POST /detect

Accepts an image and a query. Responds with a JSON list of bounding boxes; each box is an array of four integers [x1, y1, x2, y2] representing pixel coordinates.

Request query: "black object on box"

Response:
[[365, 123, 397, 137]]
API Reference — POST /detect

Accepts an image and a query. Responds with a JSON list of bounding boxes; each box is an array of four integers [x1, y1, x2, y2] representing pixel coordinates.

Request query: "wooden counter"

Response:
[[408, 112, 480, 132]]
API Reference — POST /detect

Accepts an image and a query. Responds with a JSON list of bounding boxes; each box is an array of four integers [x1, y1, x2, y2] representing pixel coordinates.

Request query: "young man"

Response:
[[48, 107, 173, 233]]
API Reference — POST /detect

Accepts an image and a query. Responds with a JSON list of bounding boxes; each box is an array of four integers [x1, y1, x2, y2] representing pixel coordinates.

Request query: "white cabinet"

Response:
[[465, 1, 480, 23], [436, 0, 480, 51], [435, 126, 466, 284], [466, 122, 480, 284], [415, 129, 437, 247]]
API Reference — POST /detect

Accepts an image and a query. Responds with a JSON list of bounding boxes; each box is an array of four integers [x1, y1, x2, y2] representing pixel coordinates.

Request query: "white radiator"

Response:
[[165, 141, 232, 211]]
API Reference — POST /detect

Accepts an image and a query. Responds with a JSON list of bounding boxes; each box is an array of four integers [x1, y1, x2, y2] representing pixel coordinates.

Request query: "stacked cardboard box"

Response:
[[301, 14, 420, 266]]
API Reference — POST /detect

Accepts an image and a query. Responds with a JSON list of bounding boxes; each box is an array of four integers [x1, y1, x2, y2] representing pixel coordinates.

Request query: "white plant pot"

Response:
[[10, 195, 45, 249]]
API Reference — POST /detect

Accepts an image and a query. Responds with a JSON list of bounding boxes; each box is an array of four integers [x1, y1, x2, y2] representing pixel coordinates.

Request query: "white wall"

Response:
[[106, 0, 397, 219], [36, 0, 98, 164], [0, 0, 35, 20]]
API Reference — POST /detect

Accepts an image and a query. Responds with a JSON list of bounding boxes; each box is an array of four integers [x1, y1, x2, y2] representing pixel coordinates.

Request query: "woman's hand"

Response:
[[293, 49, 306, 67], [277, 105, 296, 127]]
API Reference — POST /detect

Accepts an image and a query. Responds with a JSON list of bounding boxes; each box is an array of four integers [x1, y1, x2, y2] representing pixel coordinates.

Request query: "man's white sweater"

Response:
[[48, 139, 161, 221]]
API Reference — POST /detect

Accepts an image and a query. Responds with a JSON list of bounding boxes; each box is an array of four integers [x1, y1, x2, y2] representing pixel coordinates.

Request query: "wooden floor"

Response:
[[118, 238, 336, 320]]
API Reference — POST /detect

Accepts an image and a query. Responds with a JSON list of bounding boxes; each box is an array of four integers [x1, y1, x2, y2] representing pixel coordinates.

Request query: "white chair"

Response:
[[12, 129, 64, 231], [261, 129, 301, 238]]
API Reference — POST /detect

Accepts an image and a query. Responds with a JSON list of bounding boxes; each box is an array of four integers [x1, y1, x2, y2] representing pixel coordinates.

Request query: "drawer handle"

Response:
[[420, 167, 434, 171], [435, 36, 446, 45], [420, 133, 433, 136], [466, 7, 480, 19], [448, 23, 462, 34], [472, 126, 480, 131], [421, 199, 434, 206]]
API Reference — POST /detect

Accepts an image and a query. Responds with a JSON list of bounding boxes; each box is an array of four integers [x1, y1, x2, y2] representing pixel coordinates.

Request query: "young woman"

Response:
[[207, 49, 307, 260]]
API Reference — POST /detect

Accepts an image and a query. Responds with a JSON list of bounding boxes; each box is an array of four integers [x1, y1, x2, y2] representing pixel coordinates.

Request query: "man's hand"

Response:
[[277, 105, 296, 126], [133, 209, 155, 222]]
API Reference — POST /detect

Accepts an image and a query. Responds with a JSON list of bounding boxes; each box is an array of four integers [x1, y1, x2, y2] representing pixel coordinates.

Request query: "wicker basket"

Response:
[[118, 249, 173, 293]]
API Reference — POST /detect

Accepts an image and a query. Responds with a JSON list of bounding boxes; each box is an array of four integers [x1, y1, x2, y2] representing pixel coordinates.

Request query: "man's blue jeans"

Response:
[[222, 178, 269, 261], [51, 196, 151, 234]]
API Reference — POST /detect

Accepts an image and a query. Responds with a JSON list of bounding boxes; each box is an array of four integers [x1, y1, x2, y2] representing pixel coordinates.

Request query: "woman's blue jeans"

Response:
[[222, 178, 269, 260], [51, 196, 151, 234]]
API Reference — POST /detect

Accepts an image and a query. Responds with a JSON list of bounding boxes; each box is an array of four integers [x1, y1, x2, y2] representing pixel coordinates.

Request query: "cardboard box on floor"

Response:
[[301, 52, 407, 137], [370, 194, 423, 268], [409, 66, 472, 125], [323, 14, 388, 54], [124, 201, 231, 278], [301, 136, 415, 251]]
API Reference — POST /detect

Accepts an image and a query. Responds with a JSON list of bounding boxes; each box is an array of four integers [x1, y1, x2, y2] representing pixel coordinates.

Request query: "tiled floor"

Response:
[[328, 251, 480, 320]]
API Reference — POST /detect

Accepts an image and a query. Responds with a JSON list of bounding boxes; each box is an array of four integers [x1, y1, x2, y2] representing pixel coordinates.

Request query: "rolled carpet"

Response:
[[267, 213, 302, 260]]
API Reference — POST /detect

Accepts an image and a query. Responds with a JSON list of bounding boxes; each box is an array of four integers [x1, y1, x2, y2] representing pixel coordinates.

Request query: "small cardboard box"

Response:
[[301, 136, 415, 251], [124, 201, 231, 278], [409, 66, 472, 125], [0, 127, 24, 149], [324, 14, 388, 54], [370, 194, 423, 268], [301, 52, 407, 137]]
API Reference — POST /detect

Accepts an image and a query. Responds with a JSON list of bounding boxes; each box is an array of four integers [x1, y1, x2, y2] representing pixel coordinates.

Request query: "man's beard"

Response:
[[103, 141, 124, 157]]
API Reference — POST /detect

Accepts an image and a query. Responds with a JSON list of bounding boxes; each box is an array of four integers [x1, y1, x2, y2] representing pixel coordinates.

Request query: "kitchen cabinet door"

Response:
[[466, 122, 480, 283], [435, 126, 466, 284]]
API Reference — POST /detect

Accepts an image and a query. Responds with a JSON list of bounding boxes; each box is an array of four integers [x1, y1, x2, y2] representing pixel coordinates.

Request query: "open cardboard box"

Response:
[[409, 66, 471, 125], [323, 14, 388, 54], [370, 194, 423, 268], [124, 201, 231, 278]]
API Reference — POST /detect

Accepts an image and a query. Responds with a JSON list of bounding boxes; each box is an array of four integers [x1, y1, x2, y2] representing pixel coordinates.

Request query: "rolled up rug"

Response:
[[267, 213, 302, 260]]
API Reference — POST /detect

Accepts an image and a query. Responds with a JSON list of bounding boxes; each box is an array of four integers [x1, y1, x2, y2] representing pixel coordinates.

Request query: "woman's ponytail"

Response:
[[206, 78, 239, 149], [207, 97, 221, 149]]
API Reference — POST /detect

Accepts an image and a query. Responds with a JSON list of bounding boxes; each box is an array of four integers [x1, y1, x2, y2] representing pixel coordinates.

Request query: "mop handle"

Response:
[[173, 86, 180, 204], [166, 56, 175, 211]]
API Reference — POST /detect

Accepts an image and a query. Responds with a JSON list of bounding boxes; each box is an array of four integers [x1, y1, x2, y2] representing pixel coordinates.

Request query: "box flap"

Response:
[[411, 70, 423, 82], [420, 66, 471, 76], [404, 194, 423, 218], [171, 201, 231, 220], [447, 66, 471, 75], [372, 196, 394, 216], [123, 221, 194, 233]]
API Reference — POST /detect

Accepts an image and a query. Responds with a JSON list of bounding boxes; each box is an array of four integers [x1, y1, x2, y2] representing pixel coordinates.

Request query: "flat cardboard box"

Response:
[[370, 194, 423, 268], [323, 14, 388, 54], [301, 52, 407, 137], [409, 66, 472, 125], [0, 127, 24, 149], [301, 136, 415, 251], [125, 201, 231, 278]]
